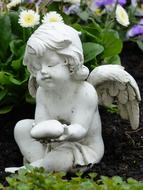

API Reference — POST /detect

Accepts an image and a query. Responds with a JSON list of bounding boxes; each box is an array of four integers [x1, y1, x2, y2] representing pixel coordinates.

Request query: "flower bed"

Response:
[[0, 0, 143, 185], [0, 43, 143, 184]]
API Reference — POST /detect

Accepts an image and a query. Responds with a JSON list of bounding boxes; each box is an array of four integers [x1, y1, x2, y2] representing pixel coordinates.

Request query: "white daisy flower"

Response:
[[115, 4, 130, 27], [18, 10, 40, 28], [7, 0, 21, 9], [42, 11, 64, 24]]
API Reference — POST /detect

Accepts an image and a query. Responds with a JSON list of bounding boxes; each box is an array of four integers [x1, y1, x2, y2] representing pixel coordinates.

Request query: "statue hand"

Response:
[[49, 124, 72, 142], [58, 134, 69, 141], [57, 124, 86, 142], [56, 124, 71, 141], [31, 120, 64, 139]]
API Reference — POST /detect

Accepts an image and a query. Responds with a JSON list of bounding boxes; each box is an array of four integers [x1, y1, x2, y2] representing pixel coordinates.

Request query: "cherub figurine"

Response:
[[6, 22, 141, 172]]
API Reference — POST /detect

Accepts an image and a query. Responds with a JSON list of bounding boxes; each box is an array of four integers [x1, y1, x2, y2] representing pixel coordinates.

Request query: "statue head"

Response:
[[24, 22, 89, 82]]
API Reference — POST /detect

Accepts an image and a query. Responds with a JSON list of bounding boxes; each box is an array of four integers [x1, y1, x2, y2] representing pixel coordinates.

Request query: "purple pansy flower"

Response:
[[95, 0, 114, 7], [35, 0, 43, 6], [118, 0, 126, 5], [89, 0, 127, 12], [0, 2, 3, 8], [24, 0, 34, 2], [131, 0, 137, 7], [127, 24, 143, 37], [94, 0, 126, 7], [139, 19, 143, 25], [64, 4, 80, 15], [24, 0, 43, 4]]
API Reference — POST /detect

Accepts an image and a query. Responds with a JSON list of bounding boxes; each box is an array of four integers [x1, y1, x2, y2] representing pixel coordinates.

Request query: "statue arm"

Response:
[[59, 84, 98, 141], [31, 87, 64, 139], [34, 87, 51, 124], [34, 103, 49, 125]]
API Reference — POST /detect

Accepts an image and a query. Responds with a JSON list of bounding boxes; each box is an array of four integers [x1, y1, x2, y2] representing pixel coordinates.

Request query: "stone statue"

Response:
[[6, 22, 141, 173]]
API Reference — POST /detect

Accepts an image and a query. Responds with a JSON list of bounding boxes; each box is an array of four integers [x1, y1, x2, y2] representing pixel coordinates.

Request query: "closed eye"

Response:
[[29, 63, 41, 72], [48, 62, 59, 67], [34, 64, 41, 70]]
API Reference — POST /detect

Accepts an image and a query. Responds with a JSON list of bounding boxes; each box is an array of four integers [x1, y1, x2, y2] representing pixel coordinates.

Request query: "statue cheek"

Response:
[[55, 72, 70, 82]]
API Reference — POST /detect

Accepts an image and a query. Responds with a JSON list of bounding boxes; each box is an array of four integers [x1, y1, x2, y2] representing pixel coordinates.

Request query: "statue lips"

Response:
[[41, 76, 52, 82]]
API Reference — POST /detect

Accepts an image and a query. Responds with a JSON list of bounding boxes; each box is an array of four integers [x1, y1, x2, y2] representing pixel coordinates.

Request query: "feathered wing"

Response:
[[87, 65, 141, 130], [28, 76, 39, 98]]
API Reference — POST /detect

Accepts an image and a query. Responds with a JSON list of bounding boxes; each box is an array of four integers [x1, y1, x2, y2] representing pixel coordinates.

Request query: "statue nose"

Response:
[[41, 69, 47, 75], [40, 65, 50, 75]]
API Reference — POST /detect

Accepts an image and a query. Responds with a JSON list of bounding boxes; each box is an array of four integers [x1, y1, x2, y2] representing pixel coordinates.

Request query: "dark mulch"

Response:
[[0, 42, 143, 184]]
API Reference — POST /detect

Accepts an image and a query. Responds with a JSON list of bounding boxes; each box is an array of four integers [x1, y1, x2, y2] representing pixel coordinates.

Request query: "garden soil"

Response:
[[0, 42, 143, 184]]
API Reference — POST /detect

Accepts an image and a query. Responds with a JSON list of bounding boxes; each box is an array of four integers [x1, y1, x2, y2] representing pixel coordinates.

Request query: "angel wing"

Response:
[[87, 65, 141, 130], [28, 76, 39, 98]]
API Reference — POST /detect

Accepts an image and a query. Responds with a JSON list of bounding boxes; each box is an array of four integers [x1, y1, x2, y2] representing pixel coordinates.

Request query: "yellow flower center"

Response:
[[24, 14, 34, 23], [120, 11, 126, 20], [49, 17, 58, 22], [95, 8, 102, 16]]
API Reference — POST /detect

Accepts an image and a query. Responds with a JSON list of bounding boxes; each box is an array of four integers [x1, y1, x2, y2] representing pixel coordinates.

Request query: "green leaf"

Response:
[[0, 14, 12, 60], [9, 75, 27, 85], [41, 1, 60, 12], [11, 58, 22, 70], [104, 55, 121, 65], [82, 22, 102, 37], [9, 40, 25, 58], [112, 176, 123, 184], [0, 71, 11, 85], [17, 183, 30, 190], [137, 40, 143, 51], [83, 42, 104, 63], [101, 29, 123, 57], [0, 183, 3, 189], [127, 177, 138, 184], [9, 77, 22, 85], [77, 11, 90, 21], [91, 19, 102, 32], [0, 90, 7, 101], [9, 11, 23, 39], [0, 105, 13, 114], [0, 71, 26, 86], [72, 23, 83, 32], [82, 25, 101, 41]]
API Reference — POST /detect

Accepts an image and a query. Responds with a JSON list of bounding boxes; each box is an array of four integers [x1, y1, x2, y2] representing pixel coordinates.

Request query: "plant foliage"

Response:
[[1, 167, 143, 190], [0, 11, 34, 114], [0, 0, 143, 113]]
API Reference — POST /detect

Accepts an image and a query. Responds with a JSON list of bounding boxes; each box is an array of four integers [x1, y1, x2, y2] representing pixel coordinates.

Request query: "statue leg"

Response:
[[14, 119, 45, 163], [30, 147, 74, 172], [44, 147, 74, 171]]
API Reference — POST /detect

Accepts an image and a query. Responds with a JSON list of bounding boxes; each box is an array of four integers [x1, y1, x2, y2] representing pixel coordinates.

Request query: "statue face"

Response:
[[30, 49, 71, 89]]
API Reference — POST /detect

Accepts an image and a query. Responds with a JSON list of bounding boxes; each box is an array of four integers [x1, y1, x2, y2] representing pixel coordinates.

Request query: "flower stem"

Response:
[[23, 28, 26, 42]]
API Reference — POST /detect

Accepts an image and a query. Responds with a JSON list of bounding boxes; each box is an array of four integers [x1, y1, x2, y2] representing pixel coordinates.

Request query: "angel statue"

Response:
[[6, 22, 141, 173]]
